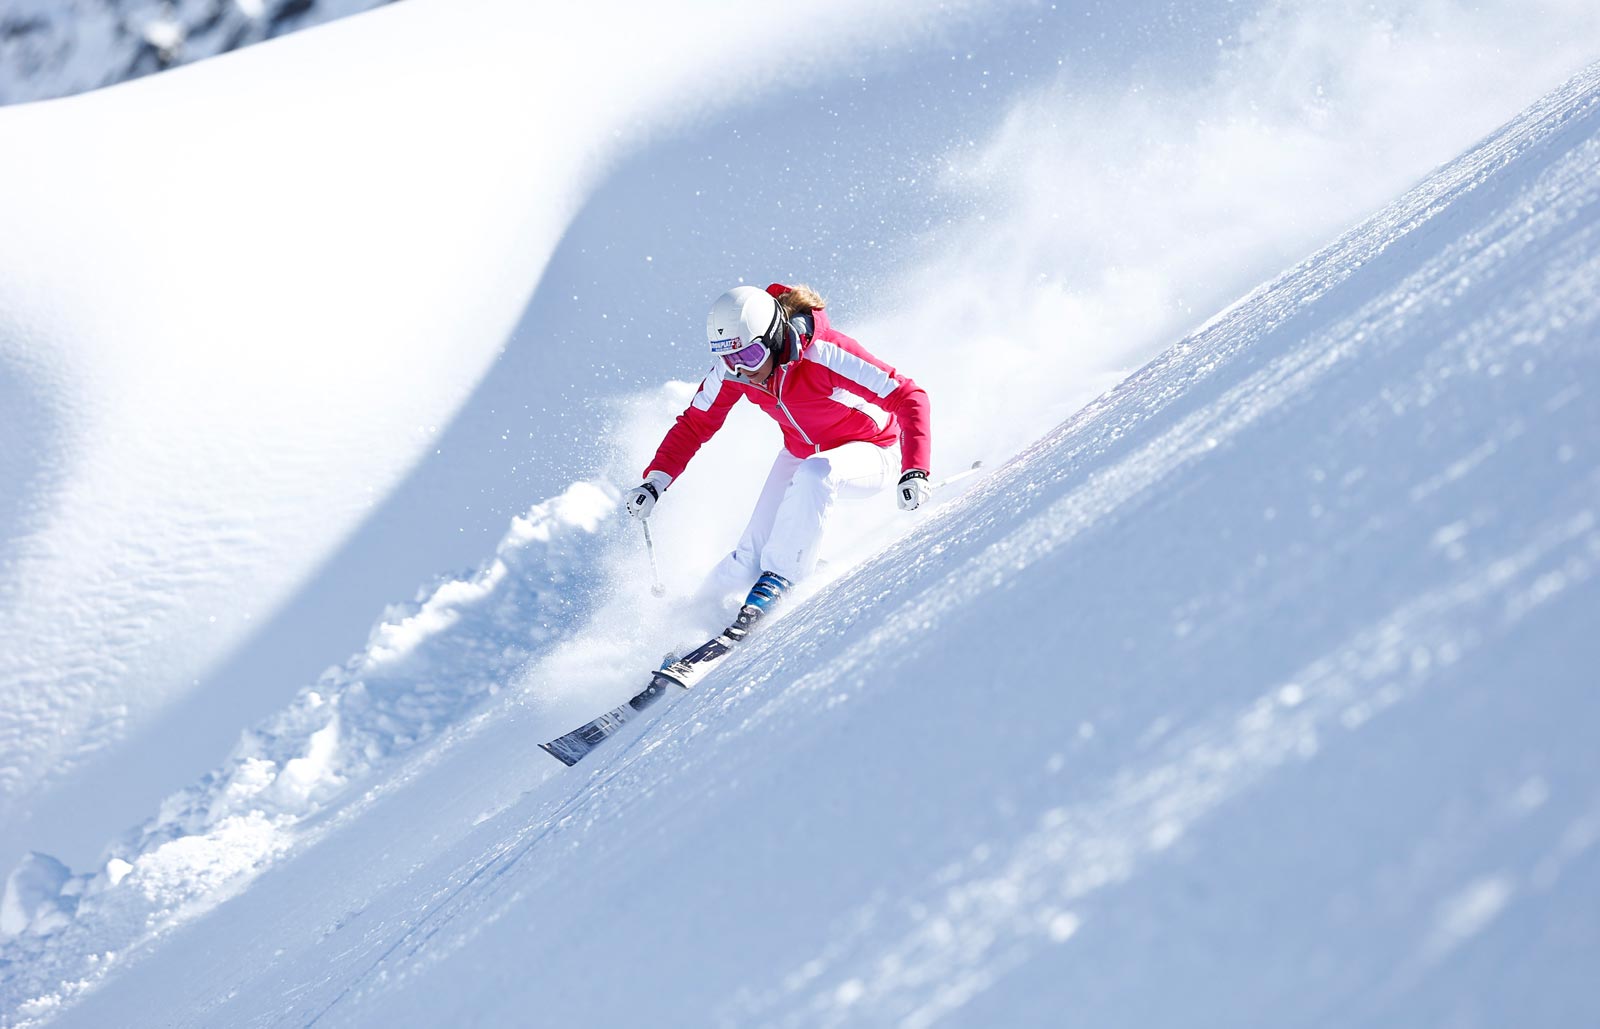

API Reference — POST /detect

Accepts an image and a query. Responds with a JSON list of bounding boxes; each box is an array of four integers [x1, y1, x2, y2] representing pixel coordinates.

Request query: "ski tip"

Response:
[[538, 740, 584, 767]]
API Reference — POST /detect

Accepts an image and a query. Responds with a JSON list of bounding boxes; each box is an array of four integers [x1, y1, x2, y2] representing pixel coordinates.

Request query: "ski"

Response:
[[538, 632, 739, 766]]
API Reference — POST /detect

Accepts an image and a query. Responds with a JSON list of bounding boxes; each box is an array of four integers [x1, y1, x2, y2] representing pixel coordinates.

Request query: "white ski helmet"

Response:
[[706, 286, 795, 372]]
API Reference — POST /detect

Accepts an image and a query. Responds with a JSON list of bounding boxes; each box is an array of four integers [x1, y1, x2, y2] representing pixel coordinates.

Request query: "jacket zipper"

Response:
[[771, 365, 820, 453]]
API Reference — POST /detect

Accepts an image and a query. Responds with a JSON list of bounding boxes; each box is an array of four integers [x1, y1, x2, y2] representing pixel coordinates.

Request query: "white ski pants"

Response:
[[707, 440, 897, 592]]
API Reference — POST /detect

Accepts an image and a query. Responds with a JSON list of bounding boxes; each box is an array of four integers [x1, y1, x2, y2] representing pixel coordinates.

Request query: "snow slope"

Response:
[[9, 0, 1599, 881], [8, 52, 1598, 1029], [0, 0, 979, 866]]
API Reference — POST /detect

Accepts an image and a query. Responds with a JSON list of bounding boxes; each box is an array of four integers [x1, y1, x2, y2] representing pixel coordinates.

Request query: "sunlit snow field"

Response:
[[1, 0, 1597, 1024]]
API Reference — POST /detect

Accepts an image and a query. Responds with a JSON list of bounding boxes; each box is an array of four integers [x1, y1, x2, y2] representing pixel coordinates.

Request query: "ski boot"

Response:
[[725, 571, 792, 643]]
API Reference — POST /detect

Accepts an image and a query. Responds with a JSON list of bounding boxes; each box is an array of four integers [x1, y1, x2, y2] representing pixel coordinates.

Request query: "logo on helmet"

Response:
[[709, 337, 743, 355]]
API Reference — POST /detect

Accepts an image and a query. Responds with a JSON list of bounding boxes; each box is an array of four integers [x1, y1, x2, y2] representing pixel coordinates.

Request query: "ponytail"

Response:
[[777, 285, 826, 318]]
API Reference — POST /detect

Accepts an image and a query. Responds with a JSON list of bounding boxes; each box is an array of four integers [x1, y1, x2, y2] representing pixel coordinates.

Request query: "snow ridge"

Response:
[[0, 481, 615, 1024]]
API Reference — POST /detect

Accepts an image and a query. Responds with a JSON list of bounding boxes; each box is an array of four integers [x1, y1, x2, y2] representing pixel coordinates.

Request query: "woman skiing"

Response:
[[624, 282, 932, 639]]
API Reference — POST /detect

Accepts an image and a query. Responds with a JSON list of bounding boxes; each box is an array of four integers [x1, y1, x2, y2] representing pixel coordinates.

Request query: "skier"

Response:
[[624, 283, 932, 641]]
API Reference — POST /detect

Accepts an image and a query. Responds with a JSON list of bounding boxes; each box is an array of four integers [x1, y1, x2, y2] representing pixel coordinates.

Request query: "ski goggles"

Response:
[[718, 339, 771, 373]]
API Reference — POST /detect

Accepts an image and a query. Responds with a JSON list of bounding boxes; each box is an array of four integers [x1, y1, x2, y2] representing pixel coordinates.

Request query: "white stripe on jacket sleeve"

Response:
[[809, 340, 899, 398], [691, 362, 727, 411]]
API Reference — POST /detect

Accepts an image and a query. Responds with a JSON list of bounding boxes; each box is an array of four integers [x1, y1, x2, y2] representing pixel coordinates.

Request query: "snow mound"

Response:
[[0, 481, 614, 1019]]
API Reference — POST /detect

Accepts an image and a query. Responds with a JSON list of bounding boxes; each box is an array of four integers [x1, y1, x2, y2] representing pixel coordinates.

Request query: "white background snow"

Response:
[[0, 0, 1597, 1024]]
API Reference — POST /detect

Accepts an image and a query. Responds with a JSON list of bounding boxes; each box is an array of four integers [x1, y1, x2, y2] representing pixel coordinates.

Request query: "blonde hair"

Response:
[[777, 284, 826, 318]]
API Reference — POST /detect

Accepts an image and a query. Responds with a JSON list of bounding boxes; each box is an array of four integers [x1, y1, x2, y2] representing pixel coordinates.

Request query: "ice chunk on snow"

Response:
[[273, 716, 344, 808], [104, 858, 133, 888]]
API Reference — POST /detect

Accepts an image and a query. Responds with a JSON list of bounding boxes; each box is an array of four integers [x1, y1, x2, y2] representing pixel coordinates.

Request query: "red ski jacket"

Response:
[[644, 283, 931, 483]]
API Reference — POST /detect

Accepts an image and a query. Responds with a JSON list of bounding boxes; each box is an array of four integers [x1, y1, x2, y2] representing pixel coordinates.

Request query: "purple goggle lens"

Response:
[[723, 340, 769, 372]]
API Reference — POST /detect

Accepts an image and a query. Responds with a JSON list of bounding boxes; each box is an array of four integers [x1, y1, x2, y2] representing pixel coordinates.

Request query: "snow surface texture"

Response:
[[6, 0, 1599, 880], [0, 481, 618, 1017], [0, 0, 391, 106], [4, 49, 1599, 1029]]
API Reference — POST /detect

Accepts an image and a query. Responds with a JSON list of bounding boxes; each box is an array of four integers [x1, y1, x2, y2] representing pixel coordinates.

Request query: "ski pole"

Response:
[[642, 521, 666, 598], [932, 460, 984, 491]]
